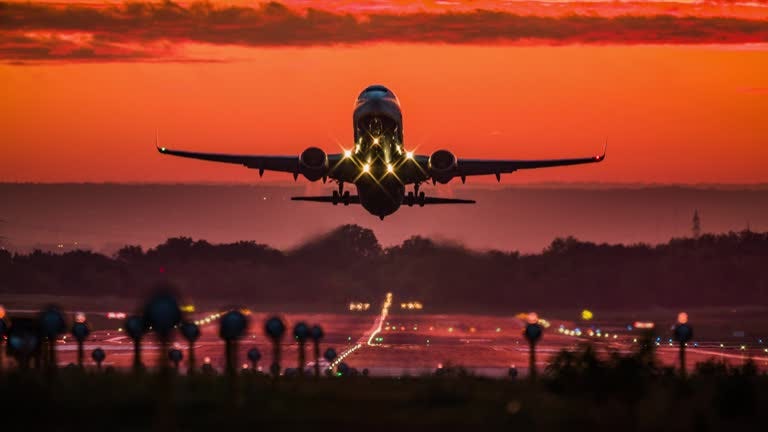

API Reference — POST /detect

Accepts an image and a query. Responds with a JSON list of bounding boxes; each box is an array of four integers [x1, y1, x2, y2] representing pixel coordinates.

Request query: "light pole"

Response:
[[143, 292, 182, 373], [247, 348, 262, 371], [323, 348, 337, 376], [180, 322, 200, 374], [265, 316, 286, 378], [125, 315, 146, 373], [673, 312, 693, 378], [71, 314, 91, 369], [219, 310, 248, 377], [92, 348, 106, 370], [310, 325, 324, 378], [523, 312, 543, 381], [39, 306, 66, 373], [0, 306, 7, 373], [168, 349, 183, 371], [293, 322, 310, 377]]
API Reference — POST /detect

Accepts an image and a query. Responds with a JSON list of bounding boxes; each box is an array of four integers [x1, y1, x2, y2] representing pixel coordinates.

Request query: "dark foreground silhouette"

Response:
[[0, 347, 765, 430], [2, 226, 768, 311]]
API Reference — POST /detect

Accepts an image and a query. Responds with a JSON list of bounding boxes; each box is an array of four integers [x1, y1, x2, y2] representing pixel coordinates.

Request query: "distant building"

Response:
[[692, 210, 701, 239]]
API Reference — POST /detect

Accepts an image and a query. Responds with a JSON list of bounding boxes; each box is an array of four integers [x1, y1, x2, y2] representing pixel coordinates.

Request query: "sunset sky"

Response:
[[1, 0, 767, 184]]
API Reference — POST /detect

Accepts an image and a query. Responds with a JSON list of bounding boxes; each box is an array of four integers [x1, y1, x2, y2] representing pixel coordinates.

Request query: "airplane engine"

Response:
[[299, 147, 329, 182], [428, 149, 457, 184]]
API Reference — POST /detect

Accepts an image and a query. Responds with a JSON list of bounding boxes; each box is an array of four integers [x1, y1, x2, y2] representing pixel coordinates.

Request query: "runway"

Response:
[[39, 303, 768, 376]]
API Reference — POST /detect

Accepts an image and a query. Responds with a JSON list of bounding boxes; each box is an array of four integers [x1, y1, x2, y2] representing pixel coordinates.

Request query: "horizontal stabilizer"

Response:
[[291, 195, 361, 204], [291, 195, 476, 205], [419, 197, 476, 205]]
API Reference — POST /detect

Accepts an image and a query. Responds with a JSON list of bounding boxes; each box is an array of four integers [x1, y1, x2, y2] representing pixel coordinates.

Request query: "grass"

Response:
[[0, 366, 766, 431]]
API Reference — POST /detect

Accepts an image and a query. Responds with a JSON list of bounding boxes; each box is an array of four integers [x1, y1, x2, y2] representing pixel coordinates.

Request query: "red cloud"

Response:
[[1, 1, 767, 62]]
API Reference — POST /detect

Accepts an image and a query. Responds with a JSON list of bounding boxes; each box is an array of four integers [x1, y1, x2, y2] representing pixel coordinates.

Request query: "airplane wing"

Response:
[[457, 153, 605, 177], [157, 146, 342, 176], [413, 146, 606, 181]]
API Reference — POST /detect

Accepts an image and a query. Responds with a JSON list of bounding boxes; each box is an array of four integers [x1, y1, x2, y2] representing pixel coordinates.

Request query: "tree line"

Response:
[[1, 225, 767, 312]]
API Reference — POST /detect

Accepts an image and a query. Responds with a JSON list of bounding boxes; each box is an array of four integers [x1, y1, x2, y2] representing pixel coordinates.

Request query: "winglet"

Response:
[[155, 130, 167, 153], [594, 139, 607, 162]]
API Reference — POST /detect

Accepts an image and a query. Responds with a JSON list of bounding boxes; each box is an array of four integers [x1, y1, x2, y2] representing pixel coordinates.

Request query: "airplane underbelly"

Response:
[[356, 177, 404, 218]]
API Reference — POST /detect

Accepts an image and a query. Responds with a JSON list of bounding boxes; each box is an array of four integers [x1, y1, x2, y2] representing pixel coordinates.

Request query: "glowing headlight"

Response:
[[362, 163, 370, 173], [406, 151, 414, 159]]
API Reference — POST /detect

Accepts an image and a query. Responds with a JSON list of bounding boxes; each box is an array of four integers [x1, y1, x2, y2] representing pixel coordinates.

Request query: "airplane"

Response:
[[158, 84, 605, 220]]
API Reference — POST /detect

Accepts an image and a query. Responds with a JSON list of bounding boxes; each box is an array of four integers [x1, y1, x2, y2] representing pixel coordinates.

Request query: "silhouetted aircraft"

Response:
[[158, 85, 605, 219]]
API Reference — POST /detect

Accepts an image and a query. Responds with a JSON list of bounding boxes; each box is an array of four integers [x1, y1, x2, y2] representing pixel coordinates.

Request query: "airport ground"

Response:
[[3, 294, 768, 375]]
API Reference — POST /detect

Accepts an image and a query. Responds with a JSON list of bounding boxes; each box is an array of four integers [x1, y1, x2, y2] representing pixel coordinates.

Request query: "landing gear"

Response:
[[332, 189, 351, 206], [405, 190, 426, 207], [332, 181, 347, 206]]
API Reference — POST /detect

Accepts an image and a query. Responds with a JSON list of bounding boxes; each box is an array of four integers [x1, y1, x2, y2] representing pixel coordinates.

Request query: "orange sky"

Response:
[[1, 2, 768, 184]]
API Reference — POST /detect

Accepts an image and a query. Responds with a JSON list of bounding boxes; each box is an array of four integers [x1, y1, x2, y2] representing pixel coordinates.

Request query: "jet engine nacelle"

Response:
[[428, 149, 457, 184], [299, 147, 329, 182]]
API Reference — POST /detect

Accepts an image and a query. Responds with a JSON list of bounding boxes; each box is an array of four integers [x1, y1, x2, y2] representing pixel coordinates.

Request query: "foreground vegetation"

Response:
[[1, 344, 765, 431]]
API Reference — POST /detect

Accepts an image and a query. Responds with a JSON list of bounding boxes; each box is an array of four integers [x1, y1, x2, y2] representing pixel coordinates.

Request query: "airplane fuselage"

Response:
[[350, 85, 413, 218]]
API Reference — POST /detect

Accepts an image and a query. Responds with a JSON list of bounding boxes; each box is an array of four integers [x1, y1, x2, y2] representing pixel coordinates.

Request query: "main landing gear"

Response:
[[405, 182, 425, 207], [332, 181, 351, 206]]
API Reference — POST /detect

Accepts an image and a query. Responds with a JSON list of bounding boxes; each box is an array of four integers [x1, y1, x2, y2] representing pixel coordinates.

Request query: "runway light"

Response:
[[362, 163, 370, 173], [344, 149, 352, 158]]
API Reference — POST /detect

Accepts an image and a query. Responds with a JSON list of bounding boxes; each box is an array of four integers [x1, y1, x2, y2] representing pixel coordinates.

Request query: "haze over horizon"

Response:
[[2, 184, 766, 255]]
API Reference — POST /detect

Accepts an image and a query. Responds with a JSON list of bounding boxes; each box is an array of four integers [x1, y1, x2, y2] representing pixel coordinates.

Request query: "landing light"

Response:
[[373, 137, 379, 145], [343, 149, 352, 158], [387, 163, 394, 173], [406, 151, 414, 159], [362, 163, 370, 173]]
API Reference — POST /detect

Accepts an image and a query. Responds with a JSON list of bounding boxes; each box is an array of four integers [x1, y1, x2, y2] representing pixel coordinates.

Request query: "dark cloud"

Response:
[[1, 1, 768, 62]]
